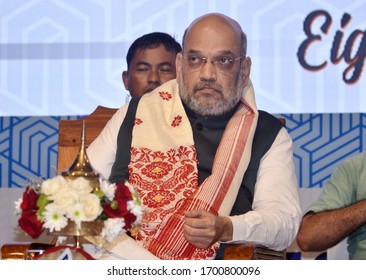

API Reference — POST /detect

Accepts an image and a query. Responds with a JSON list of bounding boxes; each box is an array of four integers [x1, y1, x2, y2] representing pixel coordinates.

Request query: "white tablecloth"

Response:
[[84, 234, 159, 260]]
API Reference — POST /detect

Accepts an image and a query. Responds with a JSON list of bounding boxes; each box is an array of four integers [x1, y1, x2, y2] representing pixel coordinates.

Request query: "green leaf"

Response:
[[37, 194, 49, 208]]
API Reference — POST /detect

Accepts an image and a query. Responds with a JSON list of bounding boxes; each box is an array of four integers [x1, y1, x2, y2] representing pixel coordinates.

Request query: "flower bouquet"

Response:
[[15, 176, 142, 243]]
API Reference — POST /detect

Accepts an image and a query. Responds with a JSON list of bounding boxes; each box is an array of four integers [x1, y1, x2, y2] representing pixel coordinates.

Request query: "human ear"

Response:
[[122, 71, 129, 90], [176, 53, 183, 82], [242, 57, 252, 87]]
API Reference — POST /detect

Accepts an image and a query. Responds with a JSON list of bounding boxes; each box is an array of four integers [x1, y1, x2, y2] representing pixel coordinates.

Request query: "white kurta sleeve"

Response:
[[86, 104, 129, 180], [228, 127, 301, 250]]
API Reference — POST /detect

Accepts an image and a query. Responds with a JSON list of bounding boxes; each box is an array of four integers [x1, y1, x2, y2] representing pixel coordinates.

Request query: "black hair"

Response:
[[126, 32, 182, 69]]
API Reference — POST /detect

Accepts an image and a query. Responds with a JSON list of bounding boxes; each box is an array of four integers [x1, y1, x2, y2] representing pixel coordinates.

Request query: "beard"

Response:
[[178, 69, 244, 117]]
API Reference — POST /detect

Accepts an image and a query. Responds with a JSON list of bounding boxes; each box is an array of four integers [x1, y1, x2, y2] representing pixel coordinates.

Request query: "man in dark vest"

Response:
[[87, 13, 301, 260]]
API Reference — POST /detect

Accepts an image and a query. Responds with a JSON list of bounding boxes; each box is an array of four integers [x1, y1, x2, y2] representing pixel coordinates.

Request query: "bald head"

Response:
[[182, 13, 247, 56], [176, 13, 251, 117]]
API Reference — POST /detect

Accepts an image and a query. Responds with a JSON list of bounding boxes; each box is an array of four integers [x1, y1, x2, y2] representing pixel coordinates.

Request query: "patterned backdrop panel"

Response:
[[283, 113, 366, 188], [0, 115, 80, 188], [1, 113, 365, 189], [1, 0, 365, 116]]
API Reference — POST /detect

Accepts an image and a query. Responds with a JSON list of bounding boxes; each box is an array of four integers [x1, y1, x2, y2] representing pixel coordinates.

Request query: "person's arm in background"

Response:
[[297, 201, 366, 252], [86, 103, 129, 179], [297, 156, 366, 252]]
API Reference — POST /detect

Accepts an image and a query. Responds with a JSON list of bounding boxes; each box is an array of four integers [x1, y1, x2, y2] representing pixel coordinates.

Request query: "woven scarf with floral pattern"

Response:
[[128, 79, 258, 259]]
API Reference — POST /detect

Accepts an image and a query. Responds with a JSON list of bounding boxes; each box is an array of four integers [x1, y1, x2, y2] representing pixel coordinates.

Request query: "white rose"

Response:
[[80, 193, 102, 221], [53, 189, 79, 213], [69, 177, 93, 194], [41, 175, 68, 196]]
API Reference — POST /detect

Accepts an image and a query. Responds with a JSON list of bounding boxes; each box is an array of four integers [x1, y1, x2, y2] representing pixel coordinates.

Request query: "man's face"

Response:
[[176, 19, 251, 117], [123, 44, 177, 98]]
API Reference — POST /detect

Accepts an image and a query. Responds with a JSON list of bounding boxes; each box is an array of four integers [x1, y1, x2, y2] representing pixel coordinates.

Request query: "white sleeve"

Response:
[[86, 103, 129, 180], [228, 127, 301, 251]]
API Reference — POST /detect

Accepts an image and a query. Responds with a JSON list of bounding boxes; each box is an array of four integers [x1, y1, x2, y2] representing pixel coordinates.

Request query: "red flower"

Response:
[[20, 187, 39, 211], [114, 181, 133, 201], [18, 186, 43, 238], [102, 181, 137, 230], [103, 198, 128, 218], [123, 212, 137, 229], [18, 211, 43, 238]]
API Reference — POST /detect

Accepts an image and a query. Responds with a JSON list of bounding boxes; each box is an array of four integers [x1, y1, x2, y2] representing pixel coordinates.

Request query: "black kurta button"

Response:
[[196, 122, 203, 131]]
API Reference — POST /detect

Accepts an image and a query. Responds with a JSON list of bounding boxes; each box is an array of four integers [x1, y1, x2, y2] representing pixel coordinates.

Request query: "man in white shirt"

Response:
[[88, 13, 301, 260]]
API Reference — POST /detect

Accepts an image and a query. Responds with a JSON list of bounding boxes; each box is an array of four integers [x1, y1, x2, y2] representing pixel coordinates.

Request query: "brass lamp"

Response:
[[54, 120, 103, 247], [61, 120, 100, 192]]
